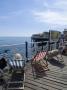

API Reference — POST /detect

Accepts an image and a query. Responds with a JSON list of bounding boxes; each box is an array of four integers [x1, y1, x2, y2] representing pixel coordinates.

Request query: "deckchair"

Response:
[[9, 53, 25, 70], [7, 53, 25, 90], [47, 49, 64, 62], [31, 51, 49, 77], [0, 57, 11, 90]]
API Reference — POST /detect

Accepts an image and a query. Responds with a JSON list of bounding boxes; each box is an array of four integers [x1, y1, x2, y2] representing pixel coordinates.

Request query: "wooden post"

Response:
[[25, 41, 28, 62]]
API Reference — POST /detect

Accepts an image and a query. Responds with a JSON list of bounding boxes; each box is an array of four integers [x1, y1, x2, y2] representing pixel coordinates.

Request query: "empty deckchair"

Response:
[[31, 51, 49, 77], [47, 49, 64, 62]]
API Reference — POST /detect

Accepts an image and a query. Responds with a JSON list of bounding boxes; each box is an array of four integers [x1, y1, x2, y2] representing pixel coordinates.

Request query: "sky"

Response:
[[0, 0, 67, 37]]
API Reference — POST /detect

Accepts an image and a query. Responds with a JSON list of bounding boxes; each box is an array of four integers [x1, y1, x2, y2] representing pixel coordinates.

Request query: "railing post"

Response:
[[48, 41, 50, 51], [42, 41, 43, 51], [48, 31, 50, 51], [25, 41, 28, 62]]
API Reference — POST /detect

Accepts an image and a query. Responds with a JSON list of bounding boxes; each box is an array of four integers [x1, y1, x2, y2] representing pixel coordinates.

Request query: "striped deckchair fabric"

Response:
[[7, 53, 25, 90], [31, 51, 49, 74], [8, 53, 25, 71], [32, 51, 47, 62]]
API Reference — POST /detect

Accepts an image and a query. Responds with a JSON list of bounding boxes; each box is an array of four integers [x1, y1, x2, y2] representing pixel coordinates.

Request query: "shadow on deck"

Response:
[[0, 55, 67, 90], [48, 58, 65, 69]]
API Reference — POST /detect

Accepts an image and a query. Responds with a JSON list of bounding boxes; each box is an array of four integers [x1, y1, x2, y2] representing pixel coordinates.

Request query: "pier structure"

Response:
[[0, 30, 67, 90], [31, 30, 61, 53]]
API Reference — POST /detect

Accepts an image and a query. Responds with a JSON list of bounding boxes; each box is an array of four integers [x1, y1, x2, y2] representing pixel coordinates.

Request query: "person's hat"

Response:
[[14, 53, 22, 60]]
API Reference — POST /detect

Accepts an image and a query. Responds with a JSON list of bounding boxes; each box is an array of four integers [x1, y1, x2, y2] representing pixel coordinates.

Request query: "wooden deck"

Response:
[[25, 55, 67, 90], [0, 55, 67, 90]]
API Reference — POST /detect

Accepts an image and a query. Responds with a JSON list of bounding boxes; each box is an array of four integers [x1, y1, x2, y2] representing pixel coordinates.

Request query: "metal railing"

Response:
[[0, 41, 61, 62]]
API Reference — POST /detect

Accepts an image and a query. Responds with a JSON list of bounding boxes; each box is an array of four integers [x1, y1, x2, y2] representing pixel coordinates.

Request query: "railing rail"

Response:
[[0, 41, 62, 61]]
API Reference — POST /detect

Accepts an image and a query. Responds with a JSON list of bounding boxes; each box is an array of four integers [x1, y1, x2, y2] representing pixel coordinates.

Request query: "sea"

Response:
[[0, 37, 32, 61], [0, 37, 31, 45]]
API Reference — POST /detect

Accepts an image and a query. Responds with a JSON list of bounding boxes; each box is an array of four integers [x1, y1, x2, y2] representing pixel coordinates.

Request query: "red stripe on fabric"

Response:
[[33, 51, 47, 61]]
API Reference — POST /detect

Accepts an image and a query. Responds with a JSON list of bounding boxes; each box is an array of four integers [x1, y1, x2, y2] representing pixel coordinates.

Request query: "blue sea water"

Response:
[[0, 37, 31, 60], [0, 37, 31, 45]]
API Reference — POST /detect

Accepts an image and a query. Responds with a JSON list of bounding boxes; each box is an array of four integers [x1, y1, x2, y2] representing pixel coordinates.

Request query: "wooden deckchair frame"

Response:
[[31, 51, 49, 77], [6, 57, 25, 90], [47, 49, 64, 62]]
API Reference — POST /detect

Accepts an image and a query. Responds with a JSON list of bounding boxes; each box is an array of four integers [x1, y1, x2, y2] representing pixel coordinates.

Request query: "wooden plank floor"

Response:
[[0, 55, 67, 90], [25, 55, 67, 90]]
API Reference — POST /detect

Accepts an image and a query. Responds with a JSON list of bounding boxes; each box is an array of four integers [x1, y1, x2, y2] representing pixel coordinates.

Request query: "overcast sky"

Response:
[[0, 0, 67, 36]]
